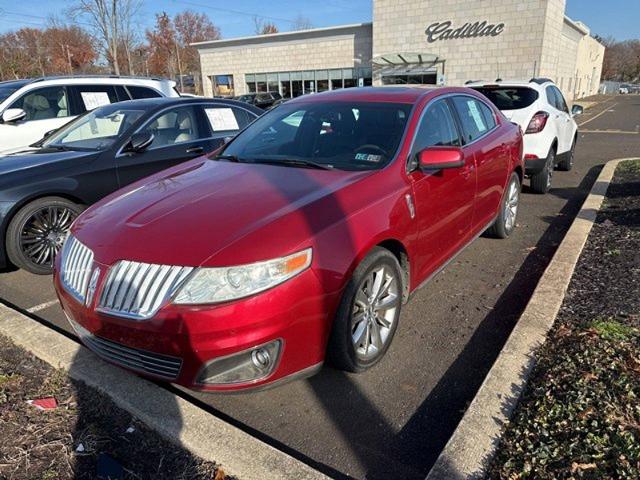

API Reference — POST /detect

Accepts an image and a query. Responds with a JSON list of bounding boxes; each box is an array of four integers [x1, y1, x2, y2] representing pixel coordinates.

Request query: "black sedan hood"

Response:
[[0, 148, 97, 176]]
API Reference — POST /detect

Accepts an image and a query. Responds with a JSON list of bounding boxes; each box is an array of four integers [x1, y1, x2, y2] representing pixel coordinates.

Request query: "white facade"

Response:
[[194, 0, 604, 102]]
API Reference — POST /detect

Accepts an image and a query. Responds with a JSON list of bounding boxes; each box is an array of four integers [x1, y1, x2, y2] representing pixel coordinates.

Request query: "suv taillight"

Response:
[[525, 112, 549, 134]]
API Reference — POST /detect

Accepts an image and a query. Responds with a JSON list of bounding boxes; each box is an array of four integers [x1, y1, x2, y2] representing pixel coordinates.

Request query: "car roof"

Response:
[[466, 80, 551, 89], [0, 79, 31, 89], [286, 86, 477, 105], [101, 97, 263, 113]]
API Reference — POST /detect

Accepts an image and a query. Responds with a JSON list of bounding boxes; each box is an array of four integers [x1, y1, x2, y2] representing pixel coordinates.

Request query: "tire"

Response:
[[530, 147, 555, 194], [557, 139, 575, 171], [6, 197, 83, 275], [327, 247, 403, 373], [488, 172, 521, 239]]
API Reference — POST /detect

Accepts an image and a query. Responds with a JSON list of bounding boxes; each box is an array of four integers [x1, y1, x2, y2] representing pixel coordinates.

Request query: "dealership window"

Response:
[[267, 73, 279, 93], [316, 70, 329, 93], [256, 74, 267, 92], [243, 68, 373, 97], [245, 74, 256, 93], [291, 71, 303, 97], [211, 75, 234, 97], [382, 72, 437, 85], [330, 69, 343, 90]]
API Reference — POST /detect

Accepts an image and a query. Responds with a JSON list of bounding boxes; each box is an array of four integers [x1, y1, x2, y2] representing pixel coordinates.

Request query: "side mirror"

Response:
[[124, 132, 154, 153], [418, 147, 464, 170], [2, 108, 26, 124], [571, 104, 584, 117]]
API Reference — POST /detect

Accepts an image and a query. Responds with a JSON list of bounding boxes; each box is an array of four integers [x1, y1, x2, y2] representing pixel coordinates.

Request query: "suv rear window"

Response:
[[472, 87, 538, 111]]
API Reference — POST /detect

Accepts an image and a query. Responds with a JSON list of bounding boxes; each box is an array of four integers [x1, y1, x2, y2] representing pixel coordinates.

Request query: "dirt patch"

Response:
[[0, 334, 228, 479], [487, 159, 640, 479]]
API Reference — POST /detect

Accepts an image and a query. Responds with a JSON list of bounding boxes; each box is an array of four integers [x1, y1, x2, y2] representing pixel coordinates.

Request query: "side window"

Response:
[[413, 100, 461, 153], [451, 96, 491, 143], [477, 100, 497, 129], [142, 106, 201, 150], [127, 86, 163, 99], [203, 106, 254, 135], [553, 87, 569, 113], [10, 86, 70, 121], [72, 85, 118, 112], [546, 86, 559, 110]]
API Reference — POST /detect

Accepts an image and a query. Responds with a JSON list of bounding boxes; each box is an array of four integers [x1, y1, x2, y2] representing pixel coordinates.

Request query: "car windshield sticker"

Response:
[[467, 100, 487, 132], [205, 108, 239, 131], [80, 91, 111, 111], [355, 153, 383, 162]]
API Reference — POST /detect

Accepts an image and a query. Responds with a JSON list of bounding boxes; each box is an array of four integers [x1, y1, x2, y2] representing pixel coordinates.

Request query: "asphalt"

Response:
[[1, 95, 639, 480]]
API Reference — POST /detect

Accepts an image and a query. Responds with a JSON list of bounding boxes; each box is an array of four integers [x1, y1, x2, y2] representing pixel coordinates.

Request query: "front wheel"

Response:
[[6, 197, 83, 275], [488, 172, 521, 239], [327, 247, 403, 372]]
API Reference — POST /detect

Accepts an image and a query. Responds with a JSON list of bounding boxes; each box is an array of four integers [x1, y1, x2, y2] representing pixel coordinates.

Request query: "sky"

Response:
[[0, 0, 637, 41]]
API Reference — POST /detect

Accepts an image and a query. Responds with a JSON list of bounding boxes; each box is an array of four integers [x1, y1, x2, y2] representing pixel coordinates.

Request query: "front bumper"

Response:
[[54, 262, 333, 392]]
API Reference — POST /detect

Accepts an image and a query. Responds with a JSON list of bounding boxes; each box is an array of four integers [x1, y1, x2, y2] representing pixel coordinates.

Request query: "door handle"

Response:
[[186, 146, 204, 154]]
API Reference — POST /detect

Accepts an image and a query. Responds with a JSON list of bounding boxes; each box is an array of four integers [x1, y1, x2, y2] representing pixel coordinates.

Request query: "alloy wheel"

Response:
[[19, 206, 76, 268], [351, 265, 400, 361], [504, 178, 519, 232]]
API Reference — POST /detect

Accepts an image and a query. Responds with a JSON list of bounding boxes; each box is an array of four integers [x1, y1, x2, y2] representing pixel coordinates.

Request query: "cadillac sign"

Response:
[[425, 20, 505, 43]]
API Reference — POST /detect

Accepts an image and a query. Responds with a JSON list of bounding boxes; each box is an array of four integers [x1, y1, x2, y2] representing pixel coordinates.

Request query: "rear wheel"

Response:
[[6, 197, 83, 275], [488, 172, 521, 239], [557, 139, 575, 171], [327, 247, 403, 372], [530, 147, 555, 194]]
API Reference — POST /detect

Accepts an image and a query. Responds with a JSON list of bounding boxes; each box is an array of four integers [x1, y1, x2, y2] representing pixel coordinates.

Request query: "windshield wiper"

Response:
[[251, 158, 334, 170], [212, 154, 242, 163]]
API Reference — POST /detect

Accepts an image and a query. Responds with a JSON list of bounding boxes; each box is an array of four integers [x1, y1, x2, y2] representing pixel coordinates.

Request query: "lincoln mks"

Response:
[[54, 87, 523, 392]]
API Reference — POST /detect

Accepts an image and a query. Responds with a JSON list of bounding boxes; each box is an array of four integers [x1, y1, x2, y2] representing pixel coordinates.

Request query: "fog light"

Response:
[[196, 340, 282, 386]]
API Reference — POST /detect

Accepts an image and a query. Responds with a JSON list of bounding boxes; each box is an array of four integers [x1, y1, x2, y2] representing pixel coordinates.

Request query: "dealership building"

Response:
[[194, 0, 604, 102]]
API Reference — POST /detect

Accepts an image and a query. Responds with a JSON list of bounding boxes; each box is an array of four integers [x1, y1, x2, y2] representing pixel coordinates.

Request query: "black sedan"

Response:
[[0, 97, 262, 274]]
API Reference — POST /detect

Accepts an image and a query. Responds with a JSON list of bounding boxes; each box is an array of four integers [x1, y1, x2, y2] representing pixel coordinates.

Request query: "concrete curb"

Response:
[[0, 305, 329, 480], [426, 157, 640, 480]]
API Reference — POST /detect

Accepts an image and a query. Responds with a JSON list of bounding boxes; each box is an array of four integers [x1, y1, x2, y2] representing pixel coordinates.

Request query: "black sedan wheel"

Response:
[[6, 197, 83, 275]]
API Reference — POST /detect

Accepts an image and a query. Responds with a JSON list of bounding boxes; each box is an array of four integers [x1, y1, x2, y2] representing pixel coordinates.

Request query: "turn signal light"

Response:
[[525, 111, 549, 134]]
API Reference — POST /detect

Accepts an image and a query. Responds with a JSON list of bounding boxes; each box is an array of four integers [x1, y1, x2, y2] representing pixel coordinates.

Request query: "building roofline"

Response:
[[191, 22, 373, 48], [563, 15, 590, 36]]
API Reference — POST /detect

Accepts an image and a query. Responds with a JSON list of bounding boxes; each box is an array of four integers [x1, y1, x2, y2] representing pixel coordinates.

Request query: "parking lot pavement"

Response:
[[1, 95, 638, 480]]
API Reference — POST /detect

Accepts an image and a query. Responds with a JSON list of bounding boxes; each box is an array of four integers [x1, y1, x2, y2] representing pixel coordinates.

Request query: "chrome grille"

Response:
[[68, 317, 182, 379], [97, 261, 193, 319], [60, 236, 94, 303]]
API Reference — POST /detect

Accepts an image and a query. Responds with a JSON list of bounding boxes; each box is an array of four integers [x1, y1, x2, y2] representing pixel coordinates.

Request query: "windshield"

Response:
[[0, 83, 27, 103], [43, 104, 145, 151], [472, 87, 539, 111], [217, 101, 412, 171]]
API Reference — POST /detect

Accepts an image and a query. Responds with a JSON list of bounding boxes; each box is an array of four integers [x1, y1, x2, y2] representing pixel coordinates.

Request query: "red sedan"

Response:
[[54, 87, 523, 392]]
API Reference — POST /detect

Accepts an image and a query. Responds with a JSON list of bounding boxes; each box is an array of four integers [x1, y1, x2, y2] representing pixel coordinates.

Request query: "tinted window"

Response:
[[413, 100, 461, 152], [10, 86, 70, 121], [219, 101, 411, 171], [472, 87, 538, 111], [73, 85, 118, 112], [552, 86, 568, 113], [143, 106, 201, 149], [44, 105, 145, 150], [452, 96, 493, 143], [127, 86, 163, 99], [478, 101, 497, 129], [0, 81, 28, 103]]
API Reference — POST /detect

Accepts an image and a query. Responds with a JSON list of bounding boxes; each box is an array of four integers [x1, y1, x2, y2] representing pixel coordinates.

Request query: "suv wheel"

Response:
[[6, 197, 83, 275], [327, 247, 403, 372], [557, 139, 575, 171], [530, 147, 555, 194]]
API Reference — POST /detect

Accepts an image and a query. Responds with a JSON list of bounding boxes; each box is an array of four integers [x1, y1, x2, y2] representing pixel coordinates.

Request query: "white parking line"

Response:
[[578, 101, 617, 126], [27, 299, 60, 313]]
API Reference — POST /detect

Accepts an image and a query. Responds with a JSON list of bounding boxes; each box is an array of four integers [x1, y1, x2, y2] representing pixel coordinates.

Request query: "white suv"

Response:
[[0, 76, 179, 153], [469, 78, 584, 193]]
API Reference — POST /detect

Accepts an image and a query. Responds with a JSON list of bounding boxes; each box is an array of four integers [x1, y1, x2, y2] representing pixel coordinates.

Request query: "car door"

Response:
[[451, 95, 509, 231], [115, 105, 211, 186], [551, 86, 574, 154], [200, 103, 258, 152], [408, 98, 476, 281], [0, 86, 74, 151]]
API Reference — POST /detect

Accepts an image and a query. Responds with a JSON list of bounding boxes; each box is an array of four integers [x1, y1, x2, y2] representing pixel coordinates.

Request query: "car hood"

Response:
[[73, 159, 373, 267], [0, 148, 95, 176]]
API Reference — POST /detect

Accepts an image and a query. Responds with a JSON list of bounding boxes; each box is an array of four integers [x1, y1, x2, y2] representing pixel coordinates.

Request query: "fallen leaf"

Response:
[[214, 468, 226, 480], [571, 462, 597, 473]]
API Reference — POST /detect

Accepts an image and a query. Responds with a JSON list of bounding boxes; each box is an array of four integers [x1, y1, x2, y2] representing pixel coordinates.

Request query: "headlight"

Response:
[[173, 248, 312, 304]]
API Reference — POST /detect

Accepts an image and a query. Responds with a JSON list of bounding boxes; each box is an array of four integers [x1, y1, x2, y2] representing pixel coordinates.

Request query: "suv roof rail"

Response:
[[28, 74, 172, 84], [465, 79, 484, 85], [529, 77, 554, 85]]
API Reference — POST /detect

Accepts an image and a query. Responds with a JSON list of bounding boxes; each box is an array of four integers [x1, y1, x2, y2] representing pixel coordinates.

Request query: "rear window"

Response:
[[472, 87, 538, 111]]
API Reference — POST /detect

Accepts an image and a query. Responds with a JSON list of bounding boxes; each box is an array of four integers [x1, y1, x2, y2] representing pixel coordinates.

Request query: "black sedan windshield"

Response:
[[43, 104, 145, 151], [218, 101, 412, 171]]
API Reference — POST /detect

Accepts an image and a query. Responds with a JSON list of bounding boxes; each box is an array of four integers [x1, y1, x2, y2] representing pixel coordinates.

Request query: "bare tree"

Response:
[[291, 15, 313, 31], [74, 0, 141, 75], [253, 16, 279, 35]]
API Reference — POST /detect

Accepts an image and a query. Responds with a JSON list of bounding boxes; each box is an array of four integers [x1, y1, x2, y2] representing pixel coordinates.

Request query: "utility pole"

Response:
[[175, 39, 184, 92], [65, 44, 73, 75]]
